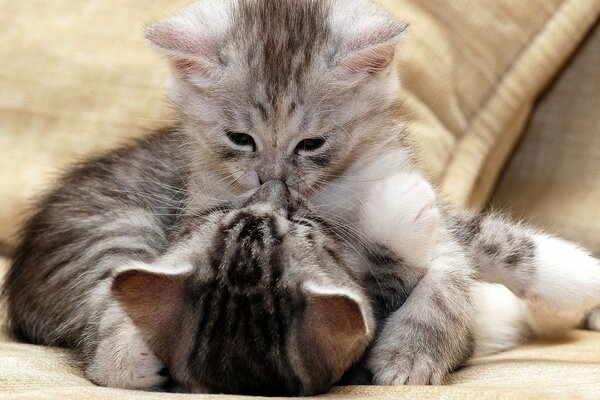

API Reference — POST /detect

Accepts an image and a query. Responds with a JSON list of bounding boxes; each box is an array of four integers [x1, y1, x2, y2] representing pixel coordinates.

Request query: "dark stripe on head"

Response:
[[186, 207, 303, 395], [233, 0, 331, 107], [365, 245, 402, 268], [254, 101, 269, 121]]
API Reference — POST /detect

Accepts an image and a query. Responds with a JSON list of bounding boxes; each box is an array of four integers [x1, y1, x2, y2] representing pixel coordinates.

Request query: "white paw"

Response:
[[368, 343, 447, 386], [361, 173, 439, 266], [86, 327, 166, 390]]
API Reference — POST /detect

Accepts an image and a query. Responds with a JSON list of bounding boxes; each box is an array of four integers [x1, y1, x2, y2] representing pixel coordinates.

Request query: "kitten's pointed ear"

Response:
[[332, 3, 407, 80], [145, 3, 229, 80], [112, 264, 190, 340], [335, 36, 404, 78], [298, 282, 372, 387]]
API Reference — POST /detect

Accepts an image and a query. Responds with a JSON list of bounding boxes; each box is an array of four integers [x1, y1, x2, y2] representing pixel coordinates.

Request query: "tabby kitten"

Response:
[[4, 0, 600, 392], [97, 180, 377, 395]]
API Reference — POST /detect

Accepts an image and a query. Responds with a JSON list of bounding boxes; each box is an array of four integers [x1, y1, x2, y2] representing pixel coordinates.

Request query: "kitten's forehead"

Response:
[[228, 0, 332, 114]]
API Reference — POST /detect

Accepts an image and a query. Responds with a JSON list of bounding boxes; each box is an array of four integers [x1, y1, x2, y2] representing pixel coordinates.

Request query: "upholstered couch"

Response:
[[1, 0, 599, 398]]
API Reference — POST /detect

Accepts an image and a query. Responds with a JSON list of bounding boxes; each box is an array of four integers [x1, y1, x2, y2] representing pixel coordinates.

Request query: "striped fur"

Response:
[[4, 0, 600, 395]]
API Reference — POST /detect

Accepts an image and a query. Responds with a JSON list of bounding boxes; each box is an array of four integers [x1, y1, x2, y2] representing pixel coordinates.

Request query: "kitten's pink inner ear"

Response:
[[299, 286, 370, 386], [146, 21, 219, 59], [334, 20, 407, 79], [335, 40, 398, 77], [307, 292, 368, 339], [112, 269, 187, 337], [145, 18, 223, 79]]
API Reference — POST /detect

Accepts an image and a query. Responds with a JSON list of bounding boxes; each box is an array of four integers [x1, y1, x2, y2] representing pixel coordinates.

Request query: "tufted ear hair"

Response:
[[331, 1, 407, 79], [145, 1, 230, 81]]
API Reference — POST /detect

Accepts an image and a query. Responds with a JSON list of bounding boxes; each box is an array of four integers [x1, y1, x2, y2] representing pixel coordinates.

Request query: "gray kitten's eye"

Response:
[[295, 137, 326, 154], [226, 131, 256, 151]]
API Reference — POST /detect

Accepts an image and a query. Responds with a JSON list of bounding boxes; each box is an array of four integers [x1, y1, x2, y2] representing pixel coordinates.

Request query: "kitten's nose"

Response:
[[251, 180, 290, 208]]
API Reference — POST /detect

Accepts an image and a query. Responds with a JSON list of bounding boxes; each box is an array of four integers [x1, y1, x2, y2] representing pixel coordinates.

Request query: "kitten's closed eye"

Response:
[[295, 137, 326, 155], [226, 131, 256, 152]]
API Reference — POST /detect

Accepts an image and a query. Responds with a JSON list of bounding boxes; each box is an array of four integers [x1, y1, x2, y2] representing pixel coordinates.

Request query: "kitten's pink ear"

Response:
[[298, 283, 371, 386], [145, 3, 228, 80], [112, 266, 189, 343], [332, 4, 407, 80]]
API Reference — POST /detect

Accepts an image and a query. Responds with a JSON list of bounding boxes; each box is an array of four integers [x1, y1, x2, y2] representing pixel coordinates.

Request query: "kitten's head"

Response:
[[112, 181, 374, 395], [147, 0, 406, 196]]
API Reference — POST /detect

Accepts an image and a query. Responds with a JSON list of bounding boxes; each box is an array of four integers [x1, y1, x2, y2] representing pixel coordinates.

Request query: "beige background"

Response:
[[494, 22, 600, 254], [1, 0, 600, 398]]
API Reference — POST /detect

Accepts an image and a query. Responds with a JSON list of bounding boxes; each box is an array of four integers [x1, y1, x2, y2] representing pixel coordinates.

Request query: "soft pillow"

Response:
[[493, 22, 600, 255], [0, 0, 598, 251]]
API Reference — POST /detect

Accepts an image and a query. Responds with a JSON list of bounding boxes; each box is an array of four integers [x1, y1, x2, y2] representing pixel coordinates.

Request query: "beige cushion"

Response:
[[381, 0, 600, 211], [493, 22, 600, 254], [2, 254, 600, 399], [2, 1, 600, 398], [1, 0, 599, 251]]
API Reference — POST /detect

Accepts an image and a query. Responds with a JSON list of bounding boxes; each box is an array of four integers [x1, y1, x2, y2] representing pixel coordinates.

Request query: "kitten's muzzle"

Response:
[[250, 180, 290, 209]]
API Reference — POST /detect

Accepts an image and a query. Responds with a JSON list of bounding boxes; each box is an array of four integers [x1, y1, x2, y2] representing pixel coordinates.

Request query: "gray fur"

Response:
[[4, 0, 590, 395], [447, 209, 538, 297]]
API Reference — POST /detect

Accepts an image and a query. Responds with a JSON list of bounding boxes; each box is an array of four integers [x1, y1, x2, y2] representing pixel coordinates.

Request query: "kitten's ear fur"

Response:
[[298, 282, 372, 387], [112, 266, 189, 350], [145, 2, 229, 81], [331, 1, 407, 79]]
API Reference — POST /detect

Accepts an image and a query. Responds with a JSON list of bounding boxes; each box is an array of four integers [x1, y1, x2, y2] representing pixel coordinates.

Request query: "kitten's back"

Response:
[[3, 129, 184, 346]]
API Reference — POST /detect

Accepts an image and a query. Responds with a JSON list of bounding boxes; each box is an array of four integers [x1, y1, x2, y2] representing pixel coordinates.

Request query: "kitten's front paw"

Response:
[[362, 173, 439, 266], [86, 351, 167, 390], [370, 351, 446, 386], [86, 327, 167, 390], [368, 329, 450, 386]]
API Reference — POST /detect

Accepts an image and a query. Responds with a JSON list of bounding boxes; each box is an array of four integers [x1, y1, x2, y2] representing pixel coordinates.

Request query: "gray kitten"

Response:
[[4, 0, 600, 393], [107, 180, 378, 395]]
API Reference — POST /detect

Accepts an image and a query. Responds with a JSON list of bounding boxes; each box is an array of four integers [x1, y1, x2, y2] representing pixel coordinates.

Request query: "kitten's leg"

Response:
[[84, 255, 196, 390], [361, 173, 474, 385], [449, 211, 600, 334], [470, 283, 528, 357], [84, 300, 167, 390], [471, 281, 592, 357], [367, 236, 474, 385]]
